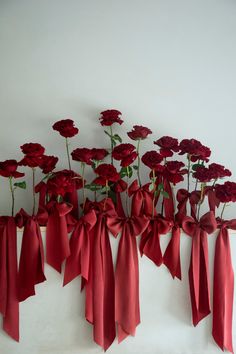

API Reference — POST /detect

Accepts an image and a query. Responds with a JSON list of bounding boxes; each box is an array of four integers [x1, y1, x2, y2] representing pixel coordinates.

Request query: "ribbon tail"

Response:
[[115, 192, 126, 218], [140, 223, 162, 266], [212, 228, 234, 353], [163, 225, 181, 280], [163, 180, 174, 220], [115, 225, 140, 343], [65, 186, 79, 219]]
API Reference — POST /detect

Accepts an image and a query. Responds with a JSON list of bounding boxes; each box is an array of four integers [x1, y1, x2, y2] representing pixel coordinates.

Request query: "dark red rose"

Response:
[[19, 156, 43, 168], [121, 151, 138, 167], [46, 171, 75, 197], [141, 151, 163, 169], [179, 139, 211, 162], [113, 179, 128, 192], [91, 148, 108, 161], [94, 163, 120, 185], [39, 155, 58, 174], [71, 148, 93, 165], [0, 159, 25, 178], [20, 143, 45, 157], [192, 166, 213, 183], [191, 145, 211, 162], [163, 161, 187, 184], [215, 182, 236, 203], [154, 136, 179, 157], [52, 119, 79, 138], [208, 163, 231, 179], [127, 125, 152, 140], [112, 143, 135, 160], [54, 169, 83, 190], [99, 109, 123, 126]]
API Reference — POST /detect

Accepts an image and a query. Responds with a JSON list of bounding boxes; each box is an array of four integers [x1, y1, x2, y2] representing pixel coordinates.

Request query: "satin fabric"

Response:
[[46, 201, 73, 273], [176, 189, 201, 222], [128, 180, 153, 217], [163, 223, 182, 280], [203, 186, 220, 214], [16, 208, 47, 301], [107, 213, 149, 343], [0, 216, 19, 341], [212, 219, 236, 354], [182, 211, 217, 326]]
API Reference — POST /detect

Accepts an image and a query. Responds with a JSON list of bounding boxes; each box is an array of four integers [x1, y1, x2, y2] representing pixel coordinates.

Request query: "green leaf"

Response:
[[120, 166, 133, 178], [192, 163, 204, 171], [85, 184, 102, 191], [154, 190, 159, 197], [100, 186, 110, 193], [14, 181, 26, 189], [161, 190, 169, 199], [149, 183, 154, 192], [133, 165, 139, 170], [112, 134, 122, 143], [157, 183, 164, 191]]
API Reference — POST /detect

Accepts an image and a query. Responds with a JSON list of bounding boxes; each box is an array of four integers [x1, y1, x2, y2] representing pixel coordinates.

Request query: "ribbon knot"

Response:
[[176, 189, 201, 221], [128, 180, 153, 216]]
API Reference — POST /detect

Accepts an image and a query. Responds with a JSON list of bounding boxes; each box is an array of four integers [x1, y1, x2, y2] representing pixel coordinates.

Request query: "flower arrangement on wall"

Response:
[[0, 109, 235, 352]]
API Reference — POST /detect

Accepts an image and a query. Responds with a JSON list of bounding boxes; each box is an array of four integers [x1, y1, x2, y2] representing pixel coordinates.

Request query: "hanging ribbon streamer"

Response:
[[212, 219, 236, 354], [107, 214, 149, 343], [203, 186, 220, 214], [0, 216, 19, 341], [63, 209, 97, 286], [139, 216, 172, 267], [16, 208, 48, 301], [182, 211, 217, 326], [46, 201, 73, 273], [163, 223, 182, 280]]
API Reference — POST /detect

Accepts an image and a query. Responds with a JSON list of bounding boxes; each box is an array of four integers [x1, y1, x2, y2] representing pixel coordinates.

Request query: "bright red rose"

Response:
[[141, 151, 163, 169], [208, 163, 231, 179], [39, 155, 58, 174], [94, 163, 120, 185], [179, 139, 211, 162], [127, 125, 152, 140], [20, 143, 45, 157], [163, 161, 187, 184], [52, 119, 79, 138], [121, 151, 138, 167], [46, 171, 75, 197], [71, 148, 93, 165], [191, 145, 211, 162], [54, 169, 83, 190], [0, 159, 25, 178], [215, 182, 236, 203], [192, 166, 213, 183], [91, 148, 108, 161], [112, 143, 136, 160], [154, 136, 179, 158], [113, 179, 128, 192], [99, 109, 123, 126], [19, 156, 43, 168]]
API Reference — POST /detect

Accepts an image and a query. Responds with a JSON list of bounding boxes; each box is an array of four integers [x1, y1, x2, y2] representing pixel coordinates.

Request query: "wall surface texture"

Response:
[[0, 1, 236, 353]]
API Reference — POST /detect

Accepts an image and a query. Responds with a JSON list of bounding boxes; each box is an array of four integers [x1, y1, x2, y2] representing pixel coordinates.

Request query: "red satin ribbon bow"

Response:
[[16, 208, 48, 302], [182, 211, 217, 326], [128, 180, 153, 216], [139, 216, 172, 267], [163, 222, 182, 280], [212, 219, 236, 354], [107, 214, 149, 343], [203, 186, 220, 214], [46, 201, 73, 273], [63, 209, 97, 286], [0, 216, 19, 341], [176, 189, 201, 221]]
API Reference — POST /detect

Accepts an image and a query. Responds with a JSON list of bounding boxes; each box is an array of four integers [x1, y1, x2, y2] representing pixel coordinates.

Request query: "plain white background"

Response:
[[0, 0, 236, 353]]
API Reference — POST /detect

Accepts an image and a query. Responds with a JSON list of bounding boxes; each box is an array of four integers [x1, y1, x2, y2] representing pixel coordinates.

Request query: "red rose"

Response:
[[54, 169, 83, 190], [20, 143, 45, 157], [215, 182, 236, 203], [192, 166, 213, 183], [208, 163, 231, 179], [179, 139, 211, 162], [19, 156, 43, 168], [39, 155, 58, 174], [154, 136, 179, 157], [99, 109, 123, 126], [191, 145, 211, 162], [141, 151, 163, 169], [91, 148, 108, 161], [127, 125, 152, 140], [0, 159, 25, 178], [163, 161, 187, 184], [71, 148, 93, 165], [52, 119, 79, 138], [46, 171, 75, 197], [94, 163, 120, 185], [121, 152, 138, 167]]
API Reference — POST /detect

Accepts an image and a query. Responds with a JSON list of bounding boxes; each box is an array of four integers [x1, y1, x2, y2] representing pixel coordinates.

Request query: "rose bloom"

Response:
[[163, 161, 187, 184], [121, 151, 138, 167], [127, 125, 152, 140], [91, 148, 108, 161], [154, 136, 179, 158], [179, 138, 211, 162], [94, 163, 120, 185], [208, 163, 231, 179], [19, 156, 43, 168], [52, 119, 79, 138], [99, 109, 123, 126], [39, 155, 58, 174], [0, 159, 25, 178], [54, 169, 83, 190], [141, 151, 163, 169], [191, 145, 211, 162], [215, 181, 236, 203], [20, 143, 45, 157], [112, 143, 136, 160], [192, 166, 213, 183], [71, 148, 93, 165], [46, 171, 75, 197]]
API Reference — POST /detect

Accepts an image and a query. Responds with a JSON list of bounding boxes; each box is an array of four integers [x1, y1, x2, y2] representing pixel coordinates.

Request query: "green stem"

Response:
[[152, 169, 156, 219], [161, 158, 167, 215], [81, 163, 86, 210], [137, 139, 142, 186], [197, 183, 205, 220], [187, 155, 191, 192], [9, 177, 15, 217], [110, 126, 114, 165], [126, 166, 129, 216], [32, 168, 36, 215], [103, 180, 109, 210], [220, 203, 226, 219], [65, 138, 72, 170]]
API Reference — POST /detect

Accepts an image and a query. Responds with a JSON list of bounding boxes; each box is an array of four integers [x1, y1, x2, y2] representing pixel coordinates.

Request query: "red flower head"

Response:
[[39, 155, 58, 174], [215, 182, 236, 203], [154, 136, 179, 158], [179, 138, 211, 162], [91, 148, 108, 161], [99, 109, 123, 126], [127, 125, 152, 140], [71, 148, 93, 165], [94, 163, 120, 185], [54, 169, 83, 190], [192, 166, 213, 183], [141, 151, 163, 169], [112, 143, 138, 166], [208, 163, 231, 179], [46, 170, 75, 197], [52, 119, 79, 138], [19, 142, 45, 168], [0, 159, 25, 178], [163, 160, 187, 184]]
